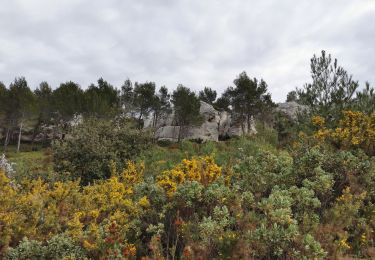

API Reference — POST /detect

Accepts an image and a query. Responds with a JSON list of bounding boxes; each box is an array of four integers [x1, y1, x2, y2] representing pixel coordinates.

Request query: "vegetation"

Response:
[[292, 50, 374, 123], [0, 50, 374, 259], [171, 85, 202, 141], [52, 118, 151, 184], [220, 72, 275, 130], [199, 87, 217, 105]]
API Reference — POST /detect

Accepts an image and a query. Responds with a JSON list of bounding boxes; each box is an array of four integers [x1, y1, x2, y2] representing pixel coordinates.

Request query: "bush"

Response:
[[0, 154, 15, 178], [5, 234, 86, 260], [44, 234, 86, 259], [232, 150, 294, 196], [5, 238, 44, 260], [53, 118, 151, 184], [312, 111, 375, 155], [0, 160, 144, 259]]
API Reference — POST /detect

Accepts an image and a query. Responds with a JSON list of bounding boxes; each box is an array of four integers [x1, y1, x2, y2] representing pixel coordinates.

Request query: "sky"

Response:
[[0, 0, 374, 102]]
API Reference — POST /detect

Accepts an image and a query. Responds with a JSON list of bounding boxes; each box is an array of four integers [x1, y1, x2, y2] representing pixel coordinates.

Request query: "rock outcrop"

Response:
[[153, 101, 308, 142], [2, 102, 307, 144], [154, 126, 180, 142], [276, 101, 309, 120], [153, 101, 257, 142]]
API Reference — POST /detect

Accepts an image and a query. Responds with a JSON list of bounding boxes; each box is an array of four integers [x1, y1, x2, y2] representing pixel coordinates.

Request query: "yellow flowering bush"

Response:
[[338, 236, 351, 251], [157, 156, 222, 197], [0, 170, 19, 254], [0, 160, 147, 258], [332, 111, 375, 150], [138, 196, 151, 208], [318, 187, 371, 257], [311, 115, 325, 127], [312, 111, 375, 155], [119, 160, 144, 185], [332, 187, 367, 228]]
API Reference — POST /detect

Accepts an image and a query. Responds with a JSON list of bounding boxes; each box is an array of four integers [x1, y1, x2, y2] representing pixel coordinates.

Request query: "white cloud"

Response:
[[0, 0, 374, 101]]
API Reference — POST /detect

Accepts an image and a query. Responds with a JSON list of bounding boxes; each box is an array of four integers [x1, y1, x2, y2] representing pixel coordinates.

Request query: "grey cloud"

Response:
[[0, 0, 374, 102]]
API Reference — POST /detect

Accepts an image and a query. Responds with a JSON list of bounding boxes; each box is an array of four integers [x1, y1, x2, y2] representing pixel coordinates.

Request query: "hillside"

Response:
[[1, 51, 374, 259]]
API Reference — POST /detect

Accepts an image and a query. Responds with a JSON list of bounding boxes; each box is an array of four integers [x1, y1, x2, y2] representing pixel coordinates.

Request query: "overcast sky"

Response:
[[0, 0, 374, 102]]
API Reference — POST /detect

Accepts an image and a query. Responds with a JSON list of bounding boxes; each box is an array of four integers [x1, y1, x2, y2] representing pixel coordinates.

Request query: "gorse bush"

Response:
[[156, 156, 222, 197], [312, 111, 375, 155], [0, 160, 144, 259], [3, 140, 374, 259], [1, 110, 374, 259]]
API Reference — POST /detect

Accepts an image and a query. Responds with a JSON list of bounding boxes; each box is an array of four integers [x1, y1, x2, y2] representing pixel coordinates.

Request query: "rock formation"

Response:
[[2, 101, 307, 144], [153, 101, 257, 142], [276, 101, 309, 120]]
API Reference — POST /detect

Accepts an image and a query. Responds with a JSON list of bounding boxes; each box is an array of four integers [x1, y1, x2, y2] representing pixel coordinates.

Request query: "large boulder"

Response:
[[218, 111, 231, 138], [154, 126, 180, 142], [199, 101, 219, 122], [184, 101, 220, 142], [185, 121, 219, 142], [276, 101, 308, 120], [144, 111, 175, 129]]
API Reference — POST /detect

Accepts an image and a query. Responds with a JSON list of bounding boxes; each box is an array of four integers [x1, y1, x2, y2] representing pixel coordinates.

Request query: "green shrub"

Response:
[[53, 118, 151, 184], [233, 150, 294, 196], [5, 234, 86, 260], [45, 234, 86, 259], [248, 187, 326, 259], [5, 238, 44, 260]]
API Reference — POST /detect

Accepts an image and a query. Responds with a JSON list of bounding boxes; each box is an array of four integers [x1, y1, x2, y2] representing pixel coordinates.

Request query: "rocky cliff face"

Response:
[[152, 101, 257, 142]]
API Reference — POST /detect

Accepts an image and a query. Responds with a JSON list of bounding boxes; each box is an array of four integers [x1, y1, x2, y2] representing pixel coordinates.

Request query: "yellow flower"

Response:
[[312, 110, 375, 154], [138, 196, 150, 208], [120, 160, 144, 185], [83, 239, 96, 250], [312, 115, 325, 127], [157, 156, 222, 197], [338, 238, 351, 250]]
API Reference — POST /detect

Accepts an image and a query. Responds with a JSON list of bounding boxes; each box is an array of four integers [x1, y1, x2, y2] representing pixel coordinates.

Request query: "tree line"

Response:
[[0, 72, 274, 151], [1, 50, 374, 151]]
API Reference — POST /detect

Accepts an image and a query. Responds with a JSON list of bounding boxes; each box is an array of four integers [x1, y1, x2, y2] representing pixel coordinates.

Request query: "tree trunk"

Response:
[[31, 116, 42, 148], [138, 110, 143, 129], [61, 122, 68, 141], [3, 127, 10, 152], [17, 121, 23, 153], [153, 111, 158, 128], [247, 115, 250, 135], [178, 125, 182, 142], [152, 112, 158, 144], [241, 116, 245, 136]]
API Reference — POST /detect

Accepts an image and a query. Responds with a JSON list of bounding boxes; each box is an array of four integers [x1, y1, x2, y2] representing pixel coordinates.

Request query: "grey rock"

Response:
[[276, 101, 308, 120], [152, 101, 257, 142], [154, 126, 180, 142]]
